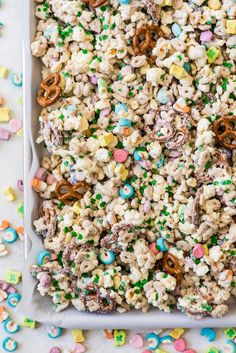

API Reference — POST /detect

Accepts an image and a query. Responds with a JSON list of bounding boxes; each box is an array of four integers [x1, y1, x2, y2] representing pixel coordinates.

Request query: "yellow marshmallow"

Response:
[[16, 128, 23, 137], [155, 349, 168, 353], [72, 330, 84, 343], [4, 187, 16, 201], [6, 270, 21, 284], [161, 0, 172, 5], [226, 20, 236, 34], [170, 65, 186, 80], [99, 133, 115, 147], [208, 0, 221, 10], [202, 244, 209, 255], [115, 164, 128, 181], [72, 202, 81, 215], [0, 108, 10, 123], [170, 328, 185, 339], [0, 66, 9, 79]]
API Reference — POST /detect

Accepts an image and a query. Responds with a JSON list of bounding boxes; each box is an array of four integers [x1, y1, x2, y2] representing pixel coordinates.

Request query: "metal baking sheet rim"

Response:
[[20, 0, 236, 329]]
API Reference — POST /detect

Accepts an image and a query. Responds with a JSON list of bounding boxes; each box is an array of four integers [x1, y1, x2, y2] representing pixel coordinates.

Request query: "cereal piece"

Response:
[[221, 339, 236, 353], [119, 183, 134, 199], [170, 328, 185, 340], [129, 334, 144, 348], [160, 335, 173, 344], [206, 47, 221, 64], [6, 270, 21, 285], [11, 73, 23, 87], [2, 228, 18, 244], [47, 326, 63, 339], [37, 250, 51, 265], [0, 108, 10, 122], [2, 337, 17, 352], [0, 306, 9, 322], [99, 249, 116, 265], [146, 333, 160, 350], [0, 127, 10, 140], [201, 328, 216, 342], [22, 317, 36, 329], [72, 330, 85, 343], [9, 119, 22, 133], [0, 66, 9, 79], [3, 318, 20, 334], [0, 242, 8, 257], [224, 328, 236, 340], [4, 188, 16, 202], [114, 330, 126, 347], [7, 293, 21, 308]]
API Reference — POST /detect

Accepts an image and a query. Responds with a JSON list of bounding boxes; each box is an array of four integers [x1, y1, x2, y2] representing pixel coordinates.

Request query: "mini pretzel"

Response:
[[81, 0, 107, 8], [163, 253, 183, 284], [133, 25, 164, 63], [55, 180, 90, 205], [213, 116, 236, 150], [37, 73, 62, 108]]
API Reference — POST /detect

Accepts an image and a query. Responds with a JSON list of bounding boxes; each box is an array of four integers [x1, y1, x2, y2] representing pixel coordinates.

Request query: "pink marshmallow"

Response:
[[0, 128, 10, 141], [149, 242, 159, 255], [174, 338, 186, 352], [35, 167, 47, 181], [46, 174, 57, 185], [200, 30, 213, 42], [113, 149, 129, 163], [192, 244, 204, 258], [9, 119, 22, 133], [100, 108, 111, 118]]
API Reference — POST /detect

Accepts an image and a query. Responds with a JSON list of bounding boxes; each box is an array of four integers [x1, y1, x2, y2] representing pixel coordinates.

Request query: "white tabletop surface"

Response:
[[0, 1, 233, 352]]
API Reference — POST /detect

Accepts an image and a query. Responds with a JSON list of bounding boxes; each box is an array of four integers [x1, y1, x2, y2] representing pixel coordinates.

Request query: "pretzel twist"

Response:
[[213, 116, 236, 150], [133, 25, 164, 63], [55, 180, 90, 205], [37, 73, 62, 108], [81, 0, 107, 8], [163, 253, 183, 284]]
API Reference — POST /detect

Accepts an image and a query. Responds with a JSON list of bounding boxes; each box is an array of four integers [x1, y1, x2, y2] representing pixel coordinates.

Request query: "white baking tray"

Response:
[[21, 0, 236, 328]]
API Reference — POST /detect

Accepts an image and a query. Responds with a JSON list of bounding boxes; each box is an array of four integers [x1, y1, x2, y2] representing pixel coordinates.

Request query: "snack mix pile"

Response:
[[31, 0, 236, 319]]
